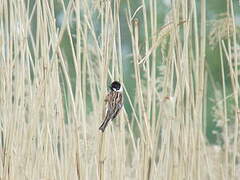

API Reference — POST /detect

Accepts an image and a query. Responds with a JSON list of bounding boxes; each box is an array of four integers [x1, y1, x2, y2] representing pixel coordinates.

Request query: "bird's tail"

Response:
[[99, 118, 111, 132]]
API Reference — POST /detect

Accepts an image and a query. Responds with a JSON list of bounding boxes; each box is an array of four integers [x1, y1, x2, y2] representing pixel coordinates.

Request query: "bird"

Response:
[[99, 81, 123, 132]]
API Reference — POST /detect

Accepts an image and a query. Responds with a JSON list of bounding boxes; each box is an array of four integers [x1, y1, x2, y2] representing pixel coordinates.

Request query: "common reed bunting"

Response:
[[99, 81, 123, 132]]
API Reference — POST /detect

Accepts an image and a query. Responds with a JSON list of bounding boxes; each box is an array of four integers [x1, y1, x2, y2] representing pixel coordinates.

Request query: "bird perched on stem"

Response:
[[99, 81, 123, 132]]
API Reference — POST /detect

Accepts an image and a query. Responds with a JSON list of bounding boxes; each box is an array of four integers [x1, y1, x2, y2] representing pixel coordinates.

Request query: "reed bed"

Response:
[[0, 0, 239, 179]]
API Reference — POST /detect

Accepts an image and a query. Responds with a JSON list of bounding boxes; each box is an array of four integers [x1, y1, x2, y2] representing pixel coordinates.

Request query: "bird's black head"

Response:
[[110, 81, 122, 92]]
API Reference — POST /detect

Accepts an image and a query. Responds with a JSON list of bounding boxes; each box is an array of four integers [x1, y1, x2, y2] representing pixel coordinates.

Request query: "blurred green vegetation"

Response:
[[30, 0, 240, 144]]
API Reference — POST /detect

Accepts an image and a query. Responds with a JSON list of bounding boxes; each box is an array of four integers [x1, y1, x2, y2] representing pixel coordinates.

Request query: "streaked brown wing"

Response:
[[99, 91, 123, 132], [107, 91, 123, 120]]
